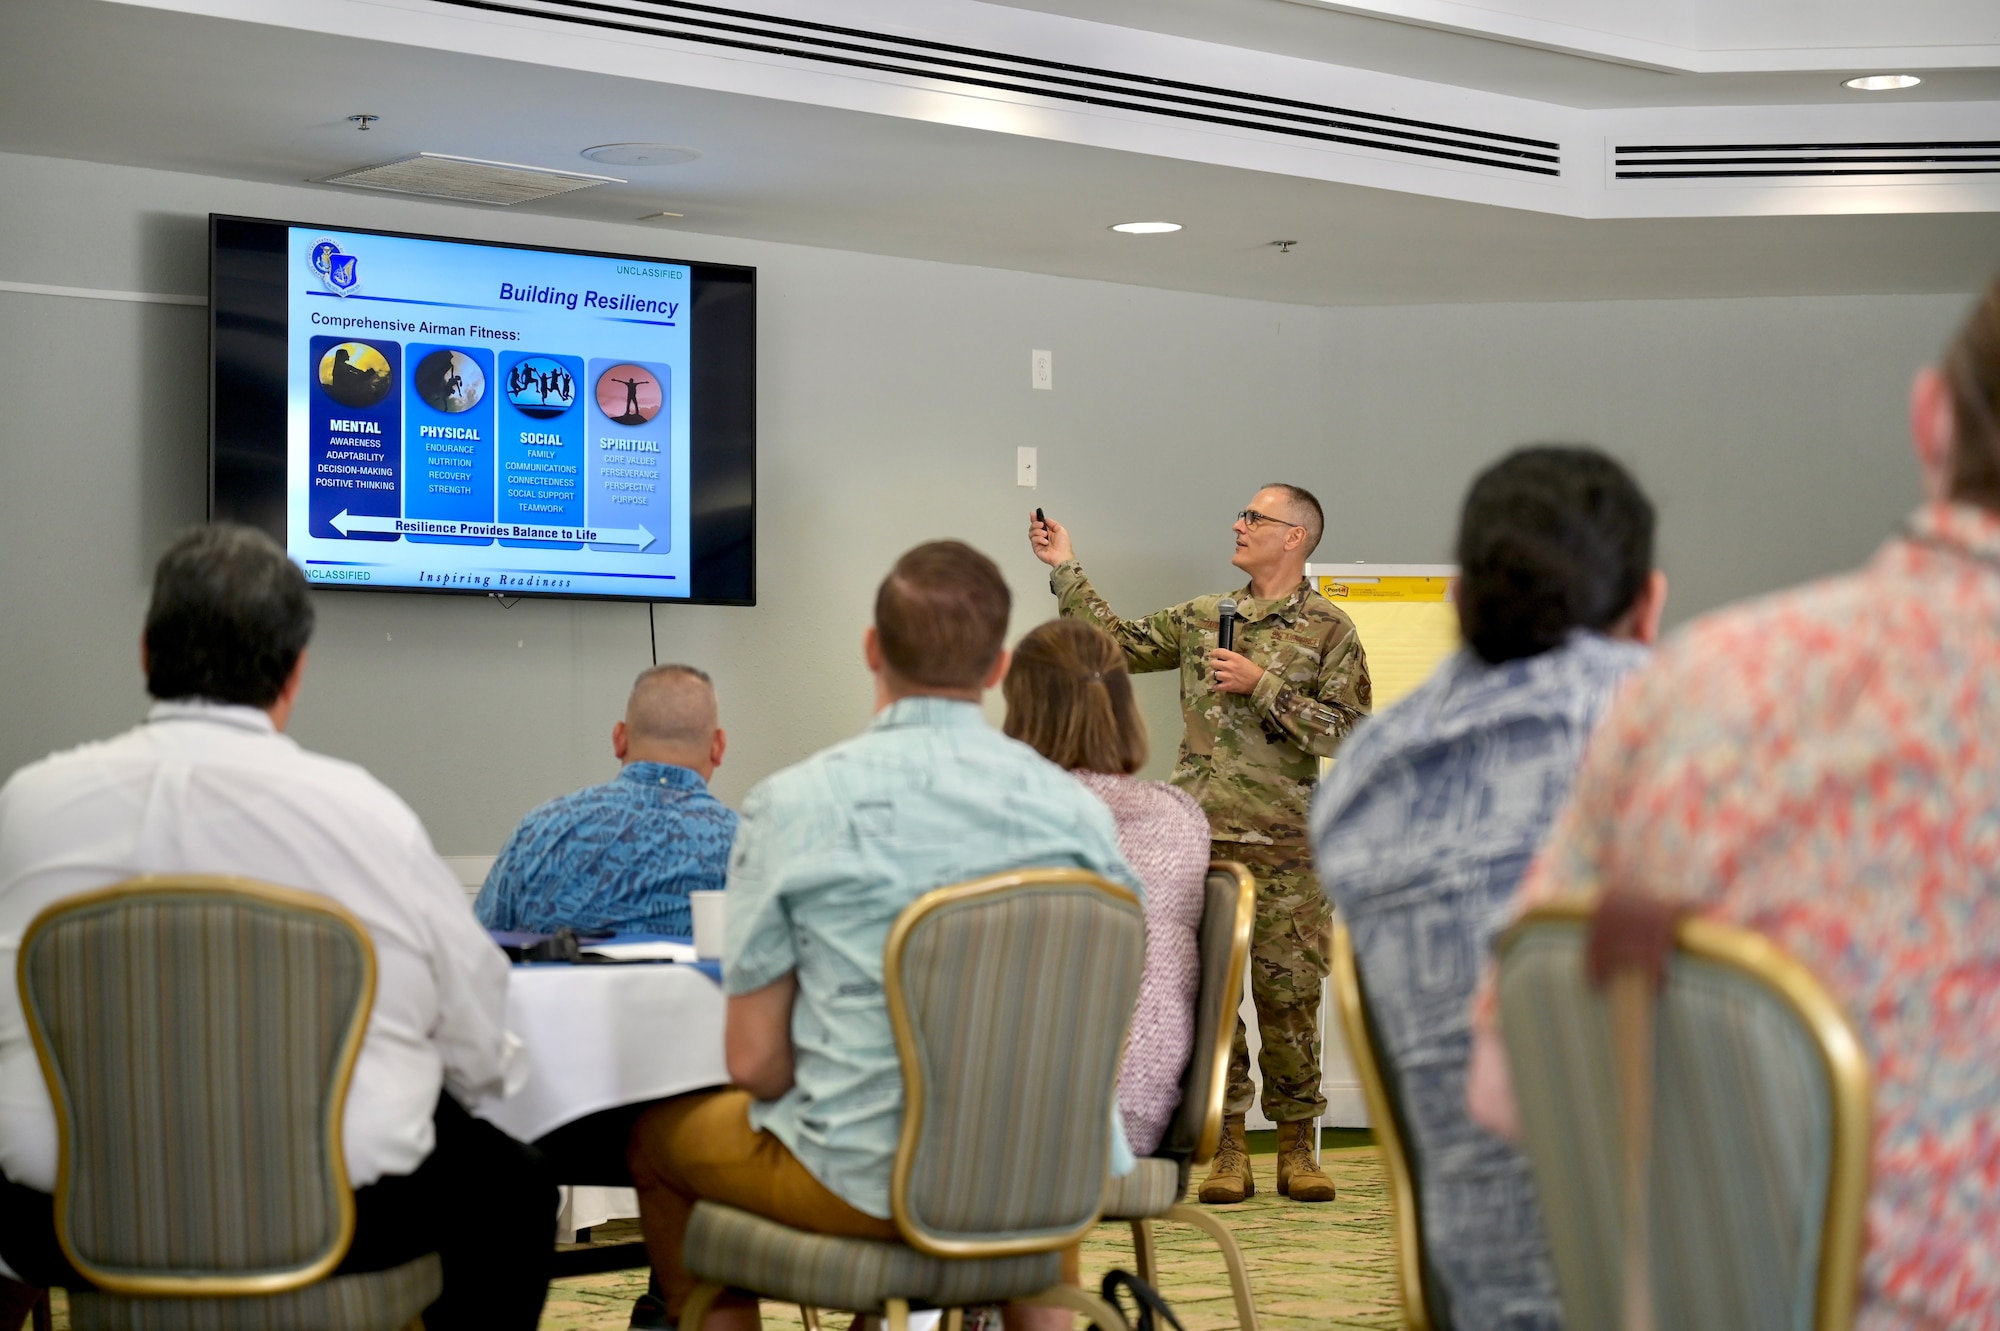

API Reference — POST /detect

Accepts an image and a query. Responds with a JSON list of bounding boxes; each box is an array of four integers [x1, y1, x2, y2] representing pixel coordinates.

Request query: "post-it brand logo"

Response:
[[309, 240, 361, 296]]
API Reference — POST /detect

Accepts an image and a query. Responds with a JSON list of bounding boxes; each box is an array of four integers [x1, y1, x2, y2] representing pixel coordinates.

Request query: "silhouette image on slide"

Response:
[[594, 363, 663, 425], [415, 349, 486, 414], [504, 356, 577, 419], [317, 342, 392, 409]]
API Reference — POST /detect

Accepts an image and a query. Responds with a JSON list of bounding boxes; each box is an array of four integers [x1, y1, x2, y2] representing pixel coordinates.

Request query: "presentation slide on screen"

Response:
[[286, 227, 693, 598]]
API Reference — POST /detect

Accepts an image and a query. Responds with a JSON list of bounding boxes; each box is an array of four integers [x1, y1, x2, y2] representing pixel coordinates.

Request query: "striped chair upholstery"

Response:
[[1164, 864, 1256, 1185], [1329, 921, 1447, 1331], [64, 1255, 441, 1331], [1098, 862, 1259, 1331], [1496, 906, 1870, 1331], [17, 878, 441, 1331], [1095, 1161, 1180, 1219], [681, 1205, 1062, 1312], [682, 869, 1146, 1331]]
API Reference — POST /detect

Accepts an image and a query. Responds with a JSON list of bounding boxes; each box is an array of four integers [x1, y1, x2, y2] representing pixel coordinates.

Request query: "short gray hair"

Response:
[[625, 664, 718, 746], [1262, 482, 1324, 557]]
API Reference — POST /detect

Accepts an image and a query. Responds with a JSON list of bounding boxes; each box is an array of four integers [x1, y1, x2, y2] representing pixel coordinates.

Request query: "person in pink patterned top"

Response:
[[1471, 275, 2000, 1331], [1005, 618, 1208, 1156]]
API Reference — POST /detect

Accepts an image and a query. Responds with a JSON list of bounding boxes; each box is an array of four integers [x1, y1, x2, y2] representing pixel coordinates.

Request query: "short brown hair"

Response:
[[1944, 272, 2000, 510], [1002, 619, 1148, 775], [874, 541, 1011, 689]]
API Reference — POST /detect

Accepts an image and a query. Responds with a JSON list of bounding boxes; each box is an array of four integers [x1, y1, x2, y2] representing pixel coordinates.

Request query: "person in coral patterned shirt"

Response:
[[1472, 275, 2000, 1331]]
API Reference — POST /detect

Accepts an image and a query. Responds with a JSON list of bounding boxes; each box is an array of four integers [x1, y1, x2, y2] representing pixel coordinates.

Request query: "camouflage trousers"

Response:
[[1217, 841, 1332, 1123]]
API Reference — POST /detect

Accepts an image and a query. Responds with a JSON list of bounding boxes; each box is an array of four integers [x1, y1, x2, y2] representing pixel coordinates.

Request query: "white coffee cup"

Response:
[[689, 890, 727, 961]]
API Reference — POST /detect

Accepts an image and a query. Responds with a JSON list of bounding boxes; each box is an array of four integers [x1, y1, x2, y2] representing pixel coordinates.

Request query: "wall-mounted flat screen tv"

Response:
[[210, 215, 755, 604]]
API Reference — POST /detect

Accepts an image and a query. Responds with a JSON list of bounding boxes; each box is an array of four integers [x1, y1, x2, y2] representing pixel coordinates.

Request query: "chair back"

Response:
[[886, 868, 1145, 1258], [17, 877, 376, 1296], [1495, 902, 1870, 1331], [1158, 862, 1255, 1177], [1330, 921, 1445, 1331]]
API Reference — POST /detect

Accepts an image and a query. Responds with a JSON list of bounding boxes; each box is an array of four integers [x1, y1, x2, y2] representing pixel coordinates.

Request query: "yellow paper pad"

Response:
[[1313, 569, 1461, 712]]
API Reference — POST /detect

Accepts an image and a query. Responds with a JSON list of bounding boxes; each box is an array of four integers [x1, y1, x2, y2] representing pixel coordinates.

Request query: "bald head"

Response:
[[613, 664, 726, 779]]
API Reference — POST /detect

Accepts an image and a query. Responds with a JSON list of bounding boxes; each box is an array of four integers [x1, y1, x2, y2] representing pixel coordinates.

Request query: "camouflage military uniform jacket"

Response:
[[1051, 562, 1371, 845]]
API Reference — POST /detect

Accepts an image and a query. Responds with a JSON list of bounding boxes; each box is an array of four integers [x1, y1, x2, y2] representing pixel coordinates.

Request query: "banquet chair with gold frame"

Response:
[[1495, 900, 1872, 1331], [1329, 920, 1446, 1331], [679, 868, 1146, 1331], [17, 877, 441, 1331], [1098, 861, 1260, 1331]]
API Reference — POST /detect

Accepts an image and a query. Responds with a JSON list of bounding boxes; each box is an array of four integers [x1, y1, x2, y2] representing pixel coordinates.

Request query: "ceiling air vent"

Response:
[[432, 0, 1560, 177], [1616, 140, 2000, 181], [320, 152, 625, 204]]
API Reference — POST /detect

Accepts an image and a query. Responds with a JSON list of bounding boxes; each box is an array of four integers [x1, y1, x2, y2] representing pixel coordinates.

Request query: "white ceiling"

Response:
[[167, 0, 1998, 223], [1283, 0, 2000, 76], [999, 0, 2000, 106], [4, 0, 1998, 306]]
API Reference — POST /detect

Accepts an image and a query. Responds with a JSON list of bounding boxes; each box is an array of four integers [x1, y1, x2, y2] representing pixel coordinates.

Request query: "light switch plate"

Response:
[[1017, 446, 1038, 487], [1031, 349, 1053, 391]]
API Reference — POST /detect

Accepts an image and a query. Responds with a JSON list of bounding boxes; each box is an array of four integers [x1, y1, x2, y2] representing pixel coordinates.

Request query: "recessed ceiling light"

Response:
[[1109, 221, 1182, 234], [1843, 74, 1922, 91], [582, 143, 702, 166]]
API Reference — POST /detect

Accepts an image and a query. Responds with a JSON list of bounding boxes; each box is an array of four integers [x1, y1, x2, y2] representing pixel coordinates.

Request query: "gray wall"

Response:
[[0, 150, 1961, 853], [1316, 298, 1939, 620]]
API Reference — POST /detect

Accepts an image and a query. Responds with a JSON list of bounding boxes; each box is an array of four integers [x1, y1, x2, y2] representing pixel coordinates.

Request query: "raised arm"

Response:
[[1033, 509, 1184, 672], [1248, 620, 1371, 757]]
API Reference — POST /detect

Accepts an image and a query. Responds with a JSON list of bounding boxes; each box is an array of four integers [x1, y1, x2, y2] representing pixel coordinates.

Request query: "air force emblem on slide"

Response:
[[310, 240, 361, 296]]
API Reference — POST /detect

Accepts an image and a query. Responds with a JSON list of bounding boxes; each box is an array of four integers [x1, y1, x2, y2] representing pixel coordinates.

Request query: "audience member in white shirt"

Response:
[[0, 524, 555, 1331]]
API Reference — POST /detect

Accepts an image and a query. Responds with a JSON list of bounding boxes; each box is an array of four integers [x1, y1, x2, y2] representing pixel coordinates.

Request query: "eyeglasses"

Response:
[[1236, 508, 1301, 530]]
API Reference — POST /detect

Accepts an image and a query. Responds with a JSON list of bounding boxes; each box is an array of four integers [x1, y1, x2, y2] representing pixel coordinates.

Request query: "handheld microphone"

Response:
[[1217, 598, 1238, 652]]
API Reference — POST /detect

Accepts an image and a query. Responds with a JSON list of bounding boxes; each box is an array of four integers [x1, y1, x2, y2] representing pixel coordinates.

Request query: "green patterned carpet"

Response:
[[541, 1140, 1400, 1331], [35, 1141, 1399, 1331]]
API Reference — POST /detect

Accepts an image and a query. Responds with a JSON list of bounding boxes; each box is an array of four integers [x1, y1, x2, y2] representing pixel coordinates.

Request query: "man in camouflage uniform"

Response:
[[1029, 485, 1371, 1204]]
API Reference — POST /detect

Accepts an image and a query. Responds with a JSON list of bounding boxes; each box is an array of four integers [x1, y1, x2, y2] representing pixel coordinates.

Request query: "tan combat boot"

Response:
[[1276, 1120, 1337, 1203], [1196, 1112, 1255, 1204]]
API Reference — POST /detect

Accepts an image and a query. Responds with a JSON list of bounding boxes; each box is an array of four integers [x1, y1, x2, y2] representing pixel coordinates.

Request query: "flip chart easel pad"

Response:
[[1307, 563, 1460, 712]]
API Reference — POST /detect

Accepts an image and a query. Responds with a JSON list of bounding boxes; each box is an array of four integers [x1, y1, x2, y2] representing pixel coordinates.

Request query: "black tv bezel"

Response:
[[208, 213, 757, 606]]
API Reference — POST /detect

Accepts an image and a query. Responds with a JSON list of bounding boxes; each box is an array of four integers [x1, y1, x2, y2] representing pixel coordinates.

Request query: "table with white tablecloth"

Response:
[[478, 958, 728, 1241]]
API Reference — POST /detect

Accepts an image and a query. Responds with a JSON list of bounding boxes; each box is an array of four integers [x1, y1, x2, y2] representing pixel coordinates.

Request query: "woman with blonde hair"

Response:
[[1004, 618, 1207, 1155]]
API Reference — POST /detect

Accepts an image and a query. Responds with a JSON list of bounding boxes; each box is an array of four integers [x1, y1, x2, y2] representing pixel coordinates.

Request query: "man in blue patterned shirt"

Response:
[[476, 665, 736, 938], [1311, 447, 1665, 1331]]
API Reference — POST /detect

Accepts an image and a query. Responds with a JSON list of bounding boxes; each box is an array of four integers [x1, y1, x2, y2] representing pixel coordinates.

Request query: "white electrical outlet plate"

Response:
[[1017, 446, 1038, 487], [1031, 349, 1053, 391]]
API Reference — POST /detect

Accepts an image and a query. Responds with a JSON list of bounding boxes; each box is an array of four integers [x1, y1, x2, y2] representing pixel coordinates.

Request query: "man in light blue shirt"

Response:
[[625, 542, 1141, 1331]]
